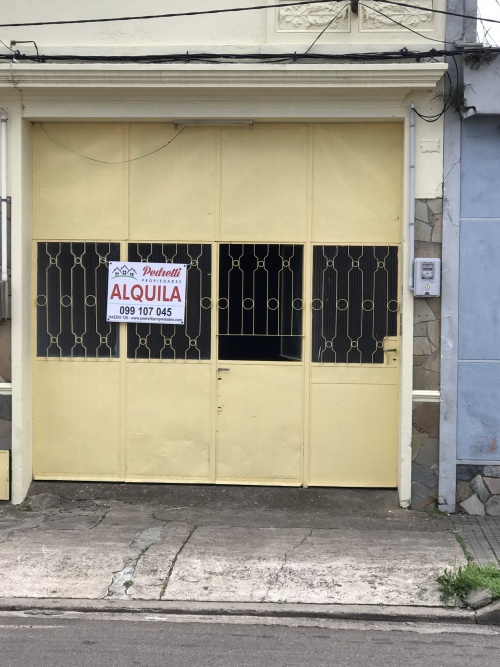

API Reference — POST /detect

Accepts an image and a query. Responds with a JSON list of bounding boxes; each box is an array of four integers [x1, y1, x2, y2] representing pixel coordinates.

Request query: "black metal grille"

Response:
[[127, 243, 212, 360], [36, 242, 120, 358], [218, 243, 303, 337], [218, 244, 303, 362], [312, 245, 398, 364]]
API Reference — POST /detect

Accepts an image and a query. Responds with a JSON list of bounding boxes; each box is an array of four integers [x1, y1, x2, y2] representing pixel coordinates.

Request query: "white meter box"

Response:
[[414, 258, 441, 297]]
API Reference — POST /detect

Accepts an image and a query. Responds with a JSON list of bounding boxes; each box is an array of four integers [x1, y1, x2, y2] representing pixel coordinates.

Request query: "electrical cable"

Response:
[[2, 46, 499, 64], [0, 0, 498, 29], [0, 39, 15, 53], [39, 123, 187, 164], [304, 3, 350, 54]]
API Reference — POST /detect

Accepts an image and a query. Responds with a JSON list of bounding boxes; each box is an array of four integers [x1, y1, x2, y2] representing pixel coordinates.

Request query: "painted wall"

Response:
[[457, 116, 500, 464], [0, 1, 446, 54], [455, 115, 500, 515]]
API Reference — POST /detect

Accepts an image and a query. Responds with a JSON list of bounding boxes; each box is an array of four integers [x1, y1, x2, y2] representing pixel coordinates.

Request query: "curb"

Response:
[[0, 598, 485, 624]]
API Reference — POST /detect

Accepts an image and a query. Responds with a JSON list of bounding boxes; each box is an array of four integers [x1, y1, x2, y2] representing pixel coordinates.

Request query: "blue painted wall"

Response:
[[461, 116, 500, 218], [457, 115, 500, 461]]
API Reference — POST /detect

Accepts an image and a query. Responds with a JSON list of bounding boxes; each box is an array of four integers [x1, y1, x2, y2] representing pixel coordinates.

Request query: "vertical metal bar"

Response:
[[409, 103, 416, 291], [302, 123, 314, 488], [1, 109, 8, 285], [211, 240, 218, 484], [119, 239, 128, 481]]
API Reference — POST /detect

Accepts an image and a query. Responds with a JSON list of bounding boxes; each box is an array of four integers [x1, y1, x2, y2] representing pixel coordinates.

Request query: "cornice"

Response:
[[0, 63, 446, 91]]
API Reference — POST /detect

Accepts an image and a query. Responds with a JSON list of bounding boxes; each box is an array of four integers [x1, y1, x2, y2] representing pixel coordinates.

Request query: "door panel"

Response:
[[126, 363, 212, 482], [308, 244, 400, 487], [33, 123, 128, 241], [33, 361, 122, 480], [215, 242, 304, 484], [312, 123, 403, 244], [309, 381, 398, 487], [221, 124, 309, 242], [216, 364, 303, 484], [129, 124, 219, 242]]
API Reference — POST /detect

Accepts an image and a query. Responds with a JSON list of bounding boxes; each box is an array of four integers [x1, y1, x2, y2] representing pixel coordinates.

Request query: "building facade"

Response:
[[0, 1, 447, 505], [439, 0, 500, 515]]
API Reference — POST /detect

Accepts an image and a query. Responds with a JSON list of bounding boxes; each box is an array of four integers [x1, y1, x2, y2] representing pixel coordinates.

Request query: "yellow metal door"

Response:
[[124, 242, 213, 483], [215, 243, 304, 484], [307, 244, 400, 487], [32, 121, 402, 488], [216, 363, 303, 484]]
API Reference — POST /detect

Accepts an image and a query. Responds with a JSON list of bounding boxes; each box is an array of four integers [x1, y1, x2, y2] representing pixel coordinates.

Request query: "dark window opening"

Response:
[[218, 243, 303, 362]]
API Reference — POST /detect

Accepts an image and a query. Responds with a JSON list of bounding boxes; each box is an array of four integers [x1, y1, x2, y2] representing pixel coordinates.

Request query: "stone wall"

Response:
[[411, 198, 442, 510], [457, 465, 500, 516]]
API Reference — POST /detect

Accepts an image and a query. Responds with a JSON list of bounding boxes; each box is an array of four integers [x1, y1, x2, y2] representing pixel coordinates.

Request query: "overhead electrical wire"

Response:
[[0, 0, 497, 29], [304, 2, 350, 54], [1, 46, 498, 64], [0, 2, 492, 125]]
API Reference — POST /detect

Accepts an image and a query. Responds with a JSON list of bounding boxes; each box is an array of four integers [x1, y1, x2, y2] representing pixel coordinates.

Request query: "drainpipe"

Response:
[[0, 108, 8, 319], [409, 103, 415, 291]]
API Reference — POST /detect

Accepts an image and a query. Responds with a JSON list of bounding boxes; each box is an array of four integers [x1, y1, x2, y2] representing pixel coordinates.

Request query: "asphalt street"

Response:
[[0, 612, 499, 667]]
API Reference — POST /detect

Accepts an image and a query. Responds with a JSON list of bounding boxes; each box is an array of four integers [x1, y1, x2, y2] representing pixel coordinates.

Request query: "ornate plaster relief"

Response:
[[360, 0, 435, 32], [277, 1, 351, 32]]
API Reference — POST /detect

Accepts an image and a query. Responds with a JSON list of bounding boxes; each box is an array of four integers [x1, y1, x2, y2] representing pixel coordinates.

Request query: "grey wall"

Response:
[[457, 115, 500, 464]]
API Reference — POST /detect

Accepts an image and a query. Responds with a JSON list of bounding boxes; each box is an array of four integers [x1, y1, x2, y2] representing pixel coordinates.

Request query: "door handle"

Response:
[[218, 368, 230, 372]]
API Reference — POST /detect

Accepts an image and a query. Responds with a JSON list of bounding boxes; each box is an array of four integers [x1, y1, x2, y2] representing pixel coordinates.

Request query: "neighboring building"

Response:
[[439, 1, 500, 514], [0, 2, 448, 505]]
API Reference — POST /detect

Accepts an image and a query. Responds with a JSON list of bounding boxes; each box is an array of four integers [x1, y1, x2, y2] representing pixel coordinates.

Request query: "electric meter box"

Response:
[[414, 258, 441, 297]]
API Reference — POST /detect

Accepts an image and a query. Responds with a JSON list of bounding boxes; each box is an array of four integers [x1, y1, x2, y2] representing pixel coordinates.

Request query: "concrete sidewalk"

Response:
[[0, 483, 472, 610]]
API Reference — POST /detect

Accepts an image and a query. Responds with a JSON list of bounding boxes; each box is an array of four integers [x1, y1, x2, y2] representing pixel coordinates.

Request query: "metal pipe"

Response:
[[0, 107, 7, 284], [409, 102, 415, 291]]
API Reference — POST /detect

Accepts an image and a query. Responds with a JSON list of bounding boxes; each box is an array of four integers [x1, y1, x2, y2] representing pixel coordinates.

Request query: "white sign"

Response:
[[107, 261, 187, 324]]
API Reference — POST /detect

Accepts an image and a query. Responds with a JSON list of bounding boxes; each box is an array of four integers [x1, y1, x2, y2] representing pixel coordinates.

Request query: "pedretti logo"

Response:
[[112, 265, 137, 280]]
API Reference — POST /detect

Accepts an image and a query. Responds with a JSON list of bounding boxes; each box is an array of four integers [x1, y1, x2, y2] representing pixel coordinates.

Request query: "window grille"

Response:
[[312, 245, 398, 364], [218, 243, 303, 361], [127, 243, 212, 360], [36, 242, 119, 358]]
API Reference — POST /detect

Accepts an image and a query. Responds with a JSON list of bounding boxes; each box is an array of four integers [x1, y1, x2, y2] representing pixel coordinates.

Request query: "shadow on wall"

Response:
[[0, 320, 10, 382], [0, 319, 12, 453], [411, 402, 439, 509]]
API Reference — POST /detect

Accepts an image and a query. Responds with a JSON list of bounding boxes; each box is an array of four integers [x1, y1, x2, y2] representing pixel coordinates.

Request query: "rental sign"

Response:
[[106, 261, 187, 324]]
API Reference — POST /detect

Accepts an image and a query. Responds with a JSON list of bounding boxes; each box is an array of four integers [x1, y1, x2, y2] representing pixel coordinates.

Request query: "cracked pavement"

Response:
[[0, 483, 466, 606]]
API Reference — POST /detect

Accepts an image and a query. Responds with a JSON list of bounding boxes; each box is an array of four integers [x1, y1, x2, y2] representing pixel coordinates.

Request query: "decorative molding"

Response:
[[277, 1, 350, 32], [0, 63, 447, 91], [360, 0, 435, 32]]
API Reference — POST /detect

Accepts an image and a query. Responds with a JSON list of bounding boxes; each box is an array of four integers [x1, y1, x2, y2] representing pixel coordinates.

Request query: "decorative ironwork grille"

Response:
[[37, 242, 119, 358], [312, 245, 398, 364], [127, 243, 211, 360], [218, 244, 303, 362]]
